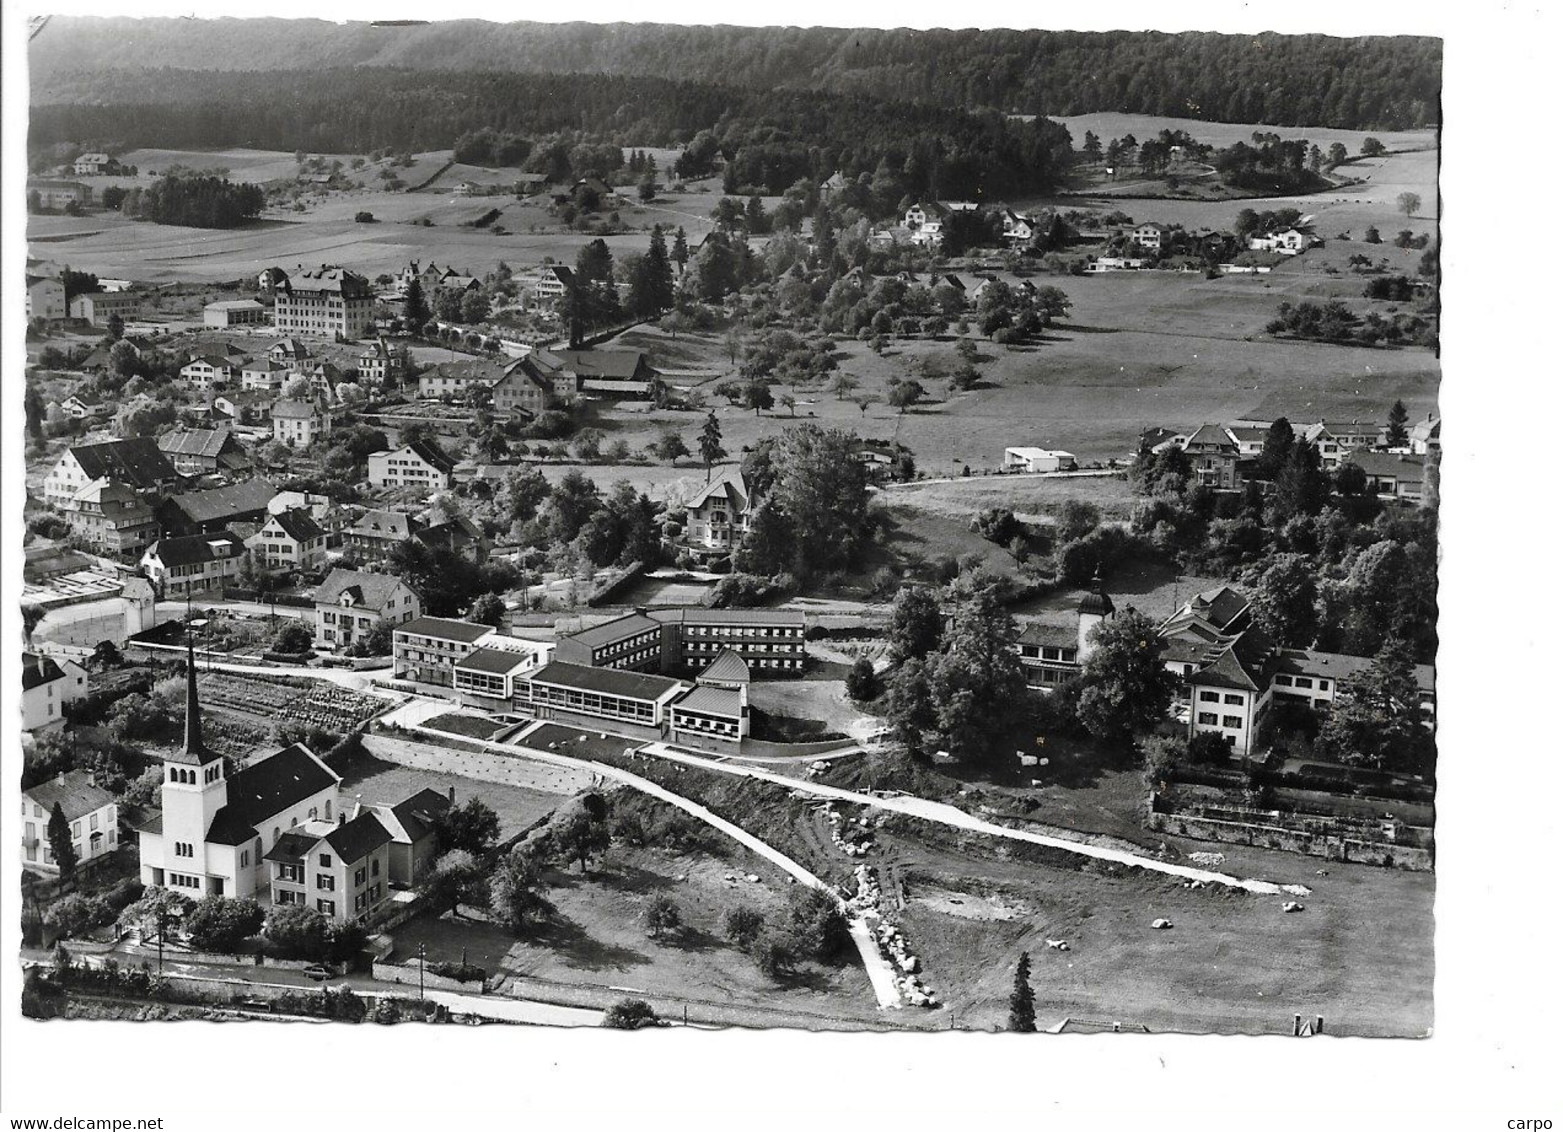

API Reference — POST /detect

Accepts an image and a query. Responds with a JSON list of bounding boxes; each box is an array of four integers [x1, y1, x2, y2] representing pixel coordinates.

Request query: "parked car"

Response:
[[301, 964, 332, 981]]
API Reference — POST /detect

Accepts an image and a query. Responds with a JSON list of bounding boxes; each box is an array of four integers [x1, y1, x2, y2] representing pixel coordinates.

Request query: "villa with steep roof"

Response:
[[23, 770, 118, 872], [684, 472, 751, 549], [313, 568, 422, 650]]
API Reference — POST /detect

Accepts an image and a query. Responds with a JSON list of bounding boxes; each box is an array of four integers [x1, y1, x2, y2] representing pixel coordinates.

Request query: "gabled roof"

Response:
[[399, 439, 455, 474], [1342, 450, 1427, 482], [166, 478, 277, 525], [1017, 620, 1078, 649], [24, 771, 115, 822], [698, 649, 751, 685], [145, 530, 244, 568], [271, 400, 319, 420], [380, 788, 452, 844], [204, 743, 341, 845], [529, 660, 686, 702], [66, 438, 177, 489], [348, 509, 423, 540], [1183, 424, 1237, 451], [262, 830, 316, 865], [314, 568, 411, 611], [687, 473, 748, 512], [158, 428, 241, 460], [21, 652, 69, 691], [324, 811, 395, 862], [539, 349, 653, 381], [265, 507, 325, 543]]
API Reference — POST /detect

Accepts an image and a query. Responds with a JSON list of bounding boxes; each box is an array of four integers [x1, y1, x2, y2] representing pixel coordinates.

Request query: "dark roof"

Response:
[[454, 646, 534, 675], [384, 788, 451, 844], [402, 439, 456, 474], [25, 771, 115, 822], [529, 661, 686, 702], [671, 684, 744, 719], [262, 830, 316, 865], [204, 744, 340, 845], [1190, 627, 1278, 693], [699, 649, 751, 685], [23, 545, 93, 582], [396, 616, 494, 644], [267, 507, 325, 544], [1184, 424, 1237, 451], [324, 811, 394, 862], [271, 400, 319, 420], [1277, 649, 1435, 696], [166, 477, 277, 525], [1017, 621, 1077, 649], [146, 530, 244, 568], [348, 509, 422, 540], [1342, 450, 1427, 482], [315, 568, 411, 611], [21, 652, 69, 691], [534, 348, 653, 381], [288, 266, 371, 298], [564, 612, 664, 650], [69, 438, 177, 490], [648, 608, 806, 628]]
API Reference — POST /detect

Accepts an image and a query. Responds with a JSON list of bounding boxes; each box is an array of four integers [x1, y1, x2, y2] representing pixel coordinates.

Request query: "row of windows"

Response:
[[1198, 691, 1247, 705], [1196, 712, 1247, 730], [1274, 675, 1330, 691], [533, 685, 658, 725], [174, 841, 195, 858], [169, 873, 201, 890], [354, 883, 384, 912], [682, 626, 801, 639]]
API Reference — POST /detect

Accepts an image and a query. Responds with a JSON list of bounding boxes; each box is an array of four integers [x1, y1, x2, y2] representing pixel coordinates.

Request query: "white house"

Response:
[[21, 652, 88, 733], [1246, 228, 1310, 255], [179, 355, 243, 392], [1131, 223, 1170, 251], [272, 400, 331, 447], [22, 771, 118, 872], [683, 473, 751, 549], [1003, 446, 1077, 473], [140, 530, 247, 600], [367, 441, 455, 491], [313, 568, 423, 651], [246, 507, 328, 570], [263, 812, 392, 924]]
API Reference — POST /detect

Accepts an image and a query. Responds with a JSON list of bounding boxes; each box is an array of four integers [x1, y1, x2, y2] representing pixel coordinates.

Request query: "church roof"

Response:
[[205, 744, 340, 845]]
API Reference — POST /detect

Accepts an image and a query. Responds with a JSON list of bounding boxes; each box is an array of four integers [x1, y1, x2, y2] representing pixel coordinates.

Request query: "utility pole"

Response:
[[418, 941, 426, 1001]]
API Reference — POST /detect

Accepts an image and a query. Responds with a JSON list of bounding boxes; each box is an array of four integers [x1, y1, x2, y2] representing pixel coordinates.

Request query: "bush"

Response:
[[601, 998, 661, 1029], [752, 931, 799, 980], [783, 887, 850, 961], [642, 894, 683, 940], [185, 896, 265, 953], [723, 906, 766, 950], [273, 622, 314, 654], [263, 904, 330, 961], [845, 657, 881, 702], [426, 960, 486, 983], [45, 894, 112, 939]]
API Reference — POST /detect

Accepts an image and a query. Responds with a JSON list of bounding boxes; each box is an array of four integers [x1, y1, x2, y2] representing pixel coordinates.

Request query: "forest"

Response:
[[31, 19, 1441, 131]]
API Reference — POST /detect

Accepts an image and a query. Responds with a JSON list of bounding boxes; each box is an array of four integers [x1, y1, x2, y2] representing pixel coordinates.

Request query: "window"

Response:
[[1317, 680, 1330, 692], [1199, 690, 1219, 703], [1294, 677, 1314, 689], [317, 874, 335, 891], [1197, 712, 1218, 726], [1222, 715, 1243, 729], [1223, 694, 1243, 705], [371, 859, 380, 877], [317, 899, 336, 916], [354, 867, 366, 887]]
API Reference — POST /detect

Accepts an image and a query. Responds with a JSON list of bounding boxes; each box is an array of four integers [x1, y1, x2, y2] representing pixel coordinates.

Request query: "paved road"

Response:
[[156, 599, 311, 621]]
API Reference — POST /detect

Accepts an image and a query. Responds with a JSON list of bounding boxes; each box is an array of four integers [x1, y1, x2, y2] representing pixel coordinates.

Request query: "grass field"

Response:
[[339, 756, 562, 839]]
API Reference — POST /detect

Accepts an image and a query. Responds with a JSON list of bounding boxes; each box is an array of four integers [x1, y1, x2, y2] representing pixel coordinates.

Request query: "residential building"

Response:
[[204, 299, 269, 328], [179, 355, 243, 392], [26, 275, 67, 321], [22, 771, 118, 872], [820, 171, 849, 201], [139, 648, 342, 900], [1246, 228, 1310, 254], [272, 266, 374, 340], [69, 291, 140, 326], [246, 507, 328, 570], [1015, 582, 1115, 689], [1131, 223, 1171, 251], [415, 514, 490, 563], [1409, 413, 1441, 457], [368, 789, 451, 887], [268, 338, 311, 364], [45, 438, 180, 509], [1002, 447, 1078, 473], [520, 661, 689, 730], [21, 653, 88, 733], [1341, 451, 1430, 506], [272, 400, 332, 447], [66, 479, 161, 555], [392, 617, 501, 686], [72, 152, 114, 175], [555, 612, 666, 672], [257, 267, 290, 294], [356, 339, 403, 387], [264, 812, 391, 924], [241, 358, 292, 392], [525, 348, 661, 401], [140, 530, 247, 600], [1302, 420, 1383, 467], [157, 427, 252, 477], [417, 359, 507, 399], [80, 335, 150, 373], [1181, 424, 1245, 489], [1001, 209, 1036, 243], [28, 179, 91, 209], [342, 509, 424, 563], [528, 265, 573, 307], [683, 473, 751, 549], [367, 440, 455, 491], [491, 359, 556, 416], [314, 568, 423, 650], [213, 390, 277, 427], [60, 395, 112, 421], [648, 608, 808, 674], [156, 477, 277, 538]]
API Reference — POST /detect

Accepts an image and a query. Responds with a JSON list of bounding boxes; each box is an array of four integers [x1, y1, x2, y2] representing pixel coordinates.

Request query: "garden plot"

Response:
[[196, 672, 389, 732]]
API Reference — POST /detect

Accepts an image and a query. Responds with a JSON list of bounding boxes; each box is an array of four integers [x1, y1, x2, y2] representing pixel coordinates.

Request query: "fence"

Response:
[[371, 960, 487, 995]]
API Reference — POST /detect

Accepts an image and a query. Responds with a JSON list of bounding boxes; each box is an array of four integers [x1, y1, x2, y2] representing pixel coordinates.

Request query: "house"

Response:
[[246, 507, 328, 570], [909, 220, 944, 248], [273, 265, 374, 340], [1001, 209, 1036, 243], [343, 509, 425, 563], [491, 358, 556, 416], [369, 789, 451, 887], [1246, 228, 1310, 255], [1131, 223, 1171, 251], [139, 648, 343, 901], [519, 661, 690, 730], [527, 348, 661, 401], [80, 335, 150, 373], [1409, 413, 1441, 457], [683, 473, 751, 549], [66, 479, 161, 555], [45, 438, 180, 508], [356, 339, 402, 387], [1003, 447, 1077, 473], [156, 477, 277, 538], [1015, 582, 1115, 689], [648, 608, 808, 674], [313, 568, 422, 651], [268, 338, 311, 363], [415, 514, 490, 563], [264, 810, 391, 924], [22, 771, 118, 873], [26, 275, 67, 321], [203, 299, 269, 328], [555, 612, 667, 672], [1085, 256, 1147, 273], [157, 427, 252, 477], [904, 202, 947, 229], [72, 152, 114, 175], [820, 171, 849, 200], [257, 267, 290, 294], [392, 616, 501, 686], [140, 530, 247, 600], [1181, 424, 1245, 489], [529, 264, 574, 307], [417, 358, 507, 399], [69, 290, 141, 326], [1341, 451, 1430, 506], [21, 652, 89, 733], [213, 390, 277, 427], [367, 440, 456, 491], [179, 355, 243, 392], [60, 395, 112, 421], [240, 358, 292, 392], [28, 179, 91, 209], [272, 400, 332, 447]]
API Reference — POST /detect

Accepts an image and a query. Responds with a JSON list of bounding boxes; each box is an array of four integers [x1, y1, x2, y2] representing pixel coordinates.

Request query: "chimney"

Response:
[[447, 786, 456, 804], [337, 811, 346, 825], [1293, 1014, 1303, 1037], [351, 795, 362, 820], [1315, 1015, 1325, 1035], [37, 656, 47, 678], [57, 772, 67, 787]]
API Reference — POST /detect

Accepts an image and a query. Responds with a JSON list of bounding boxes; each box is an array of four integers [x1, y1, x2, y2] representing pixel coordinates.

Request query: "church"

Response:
[[137, 643, 341, 902]]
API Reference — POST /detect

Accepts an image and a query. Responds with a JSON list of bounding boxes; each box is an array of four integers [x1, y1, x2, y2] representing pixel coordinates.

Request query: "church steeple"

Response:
[[182, 636, 215, 764]]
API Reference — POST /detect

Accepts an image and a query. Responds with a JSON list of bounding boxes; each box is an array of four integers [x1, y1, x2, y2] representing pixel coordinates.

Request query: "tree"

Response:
[[1249, 554, 1319, 648], [1386, 399, 1410, 447], [829, 372, 859, 400], [972, 507, 1021, 546], [888, 586, 943, 664], [263, 903, 331, 961], [887, 378, 925, 414], [46, 803, 78, 880], [601, 998, 660, 1029], [767, 424, 871, 578], [884, 657, 937, 758], [422, 849, 486, 918], [1055, 500, 1101, 543], [1318, 639, 1431, 772], [642, 894, 683, 940], [1075, 609, 1174, 743], [1327, 142, 1349, 168], [466, 593, 508, 630], [185, 896, 265, 953], [723, 906, 766, 950], [743, 379, 775, 416], [119, 887, 193, 942], [845, 656, 881, 702], [1364, 226, 1382, 244], [1361, 137, 1387, 157], [698, 412, 726, 481], [1255, 417, 1297, 481], [558, 807, 611, 875], [489, 849, 553, 934], [90, 640, 123, 671], [435, 798, 501, 856], [273, 622, 313, 654], [460, 289, 491, 325], [784, 887, 851, 960], [1008, 952, 1037, 1032], [1396, 192, 1422, 218], [926, 573, 1030, 764]]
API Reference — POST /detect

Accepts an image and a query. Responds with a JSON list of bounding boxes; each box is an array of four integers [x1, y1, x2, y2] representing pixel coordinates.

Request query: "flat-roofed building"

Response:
[[69, 290, 140, 327], [554, 611, 667, 672], [650, 608, 808, 674], [204, 299, 269, 328], [521, 661, 688, 729], [392, 616, 499, 686]]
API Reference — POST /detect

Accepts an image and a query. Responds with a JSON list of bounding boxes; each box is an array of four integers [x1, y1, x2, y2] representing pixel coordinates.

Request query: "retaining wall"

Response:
[[1146, 810, 1434, 870]]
